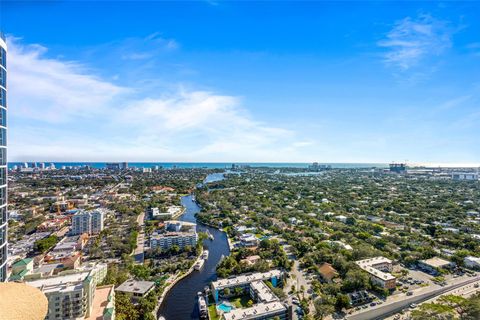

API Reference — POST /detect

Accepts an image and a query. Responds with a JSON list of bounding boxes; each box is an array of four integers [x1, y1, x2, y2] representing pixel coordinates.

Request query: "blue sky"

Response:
[[1, 1, 480, 164]]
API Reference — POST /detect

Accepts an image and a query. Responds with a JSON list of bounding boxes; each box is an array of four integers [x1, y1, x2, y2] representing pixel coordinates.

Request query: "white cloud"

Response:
[[7, 38, 307, 162], [8, 38, 127, 123], [378, 14, 453, 70]]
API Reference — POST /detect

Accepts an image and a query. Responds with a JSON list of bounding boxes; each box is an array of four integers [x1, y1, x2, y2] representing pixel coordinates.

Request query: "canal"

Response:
[[158, 173, 230, 319]]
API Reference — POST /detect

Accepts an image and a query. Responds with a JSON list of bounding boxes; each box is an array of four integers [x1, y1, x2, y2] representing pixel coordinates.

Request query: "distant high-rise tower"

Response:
[[389, 163, 406, 174], [0, 32, 8, 282]]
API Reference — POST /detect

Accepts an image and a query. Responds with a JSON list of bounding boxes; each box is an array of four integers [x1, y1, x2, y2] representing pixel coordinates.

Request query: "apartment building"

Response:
[[150, 221, 197, 250], [355, 257, 396, 290], [71, 210, 105, 236], [27, 271, 96, 320], [211, 270, 287, 320]]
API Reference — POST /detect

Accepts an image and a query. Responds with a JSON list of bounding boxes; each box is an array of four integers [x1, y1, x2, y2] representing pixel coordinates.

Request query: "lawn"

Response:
[[231, 295, 252, 308], [208, 305, 220, 320]]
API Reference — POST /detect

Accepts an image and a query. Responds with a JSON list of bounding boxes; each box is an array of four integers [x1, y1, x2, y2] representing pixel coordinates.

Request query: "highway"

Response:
[[347, 275, 480, 320]]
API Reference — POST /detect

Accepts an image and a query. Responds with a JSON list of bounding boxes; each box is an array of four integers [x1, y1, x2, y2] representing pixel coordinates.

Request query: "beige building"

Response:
[[26, 264, 109, 320], [355, 257, 396, 290]]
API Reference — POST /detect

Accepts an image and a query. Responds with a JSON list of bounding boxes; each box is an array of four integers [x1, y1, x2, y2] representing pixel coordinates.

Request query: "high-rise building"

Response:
[[0, 32, 8, 282], [71, 210, 105, 236]]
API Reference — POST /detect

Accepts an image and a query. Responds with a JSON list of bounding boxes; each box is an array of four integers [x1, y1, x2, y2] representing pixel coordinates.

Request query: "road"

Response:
[[347, 275, 480, 320], [385, 278, 480, 320], [132, 210, 145, 263], [283, 243, 314, 316]]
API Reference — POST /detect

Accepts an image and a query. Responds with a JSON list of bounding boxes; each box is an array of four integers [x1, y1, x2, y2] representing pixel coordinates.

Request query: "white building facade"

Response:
[[71, 210, 105, 235]]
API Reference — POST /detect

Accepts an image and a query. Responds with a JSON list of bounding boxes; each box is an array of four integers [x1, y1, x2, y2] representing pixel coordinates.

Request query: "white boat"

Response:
[[198, 293, 208, 319], [201, 250, 209, 260], [206, 230, 214, 240], [194, 259, 205, 271]]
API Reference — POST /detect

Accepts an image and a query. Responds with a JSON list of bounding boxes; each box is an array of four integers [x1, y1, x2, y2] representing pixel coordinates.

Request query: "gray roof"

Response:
[[115, 279, 155, 295]]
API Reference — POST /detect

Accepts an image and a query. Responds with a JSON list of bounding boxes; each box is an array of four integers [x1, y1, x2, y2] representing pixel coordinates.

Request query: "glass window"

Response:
[[0, 88, 5, 108], [0, 148, 5, 165], [0, 69, 5, 88], [0, 48, 5, 69], [0, 168, 5, 185], [0, 108, 5, 127], [0, 128, 5, 146]]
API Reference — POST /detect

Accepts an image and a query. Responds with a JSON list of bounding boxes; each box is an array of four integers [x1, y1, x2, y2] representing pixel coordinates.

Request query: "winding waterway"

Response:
[[158, 173, 230, 319]]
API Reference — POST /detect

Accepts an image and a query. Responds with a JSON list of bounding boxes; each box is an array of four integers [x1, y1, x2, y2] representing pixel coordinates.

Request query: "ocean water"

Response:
[[8, 162, 388, 169]]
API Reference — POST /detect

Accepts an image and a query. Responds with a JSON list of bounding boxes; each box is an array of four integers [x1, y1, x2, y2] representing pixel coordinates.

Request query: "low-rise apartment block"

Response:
[[355, 257, 396, 290], [211, 270, 287, 320], [150, 220, 197, 250]]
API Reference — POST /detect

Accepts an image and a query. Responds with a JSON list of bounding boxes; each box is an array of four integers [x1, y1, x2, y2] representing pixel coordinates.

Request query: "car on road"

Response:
[[406, 291, 413, 296], [410, 303, 418, 309], [370, 302, 376, 307]]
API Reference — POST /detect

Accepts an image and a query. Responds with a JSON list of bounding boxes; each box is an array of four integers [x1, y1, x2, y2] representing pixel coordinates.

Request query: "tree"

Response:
[[234, 287, 243, 296], [223, 288, 231, 296], [335, 294, 351, 311], [463, 295, 480, 320], [115, 293, 139, 320], [411, 303, 455, 320], [342, 269, 370, 292], [438, 295, 467, 318], [314, 298, 334, 320], [346, 217, 356, 225], [33, 235, 58, 253]]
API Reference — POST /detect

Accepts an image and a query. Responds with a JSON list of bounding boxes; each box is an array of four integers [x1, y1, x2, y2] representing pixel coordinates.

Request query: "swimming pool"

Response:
[[217, 302, 233, 313]]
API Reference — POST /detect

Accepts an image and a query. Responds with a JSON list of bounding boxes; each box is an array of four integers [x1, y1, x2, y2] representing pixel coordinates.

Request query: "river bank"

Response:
[[158, 193, 230, 319], [153, 247, 204, 317]]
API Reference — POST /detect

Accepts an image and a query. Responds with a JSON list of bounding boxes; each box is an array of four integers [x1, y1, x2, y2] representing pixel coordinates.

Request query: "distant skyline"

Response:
[[1, 1, 480, 164]]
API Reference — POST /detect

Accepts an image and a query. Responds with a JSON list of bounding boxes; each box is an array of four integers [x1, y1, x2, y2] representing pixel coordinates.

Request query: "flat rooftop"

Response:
[[222, 301, 286, 320], [116, 279, 155, 295], [212, 270, 282, 290], [420, 257, 452, 268], [27, 271, 90, 294], [361, 266, 396, 281], [355, 256, 395, 281], [356, 256, 392, 266], [250, 281, 278, 303]]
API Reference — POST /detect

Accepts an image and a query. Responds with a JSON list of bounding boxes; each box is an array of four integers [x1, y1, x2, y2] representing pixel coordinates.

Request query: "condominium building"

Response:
[[71, 210, 105, 235], [27, 271, 96, 320], [150, 221, 197, 250], [26, 263, 110, 320], [211, 270, 283, 303], [210, 270, 287, 320], [0, 32, 7, 282], [355, 257, 396, 290]]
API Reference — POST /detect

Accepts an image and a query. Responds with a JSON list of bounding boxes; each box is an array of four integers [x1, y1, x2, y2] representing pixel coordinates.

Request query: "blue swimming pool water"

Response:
[[217, 303, 233, 313]]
